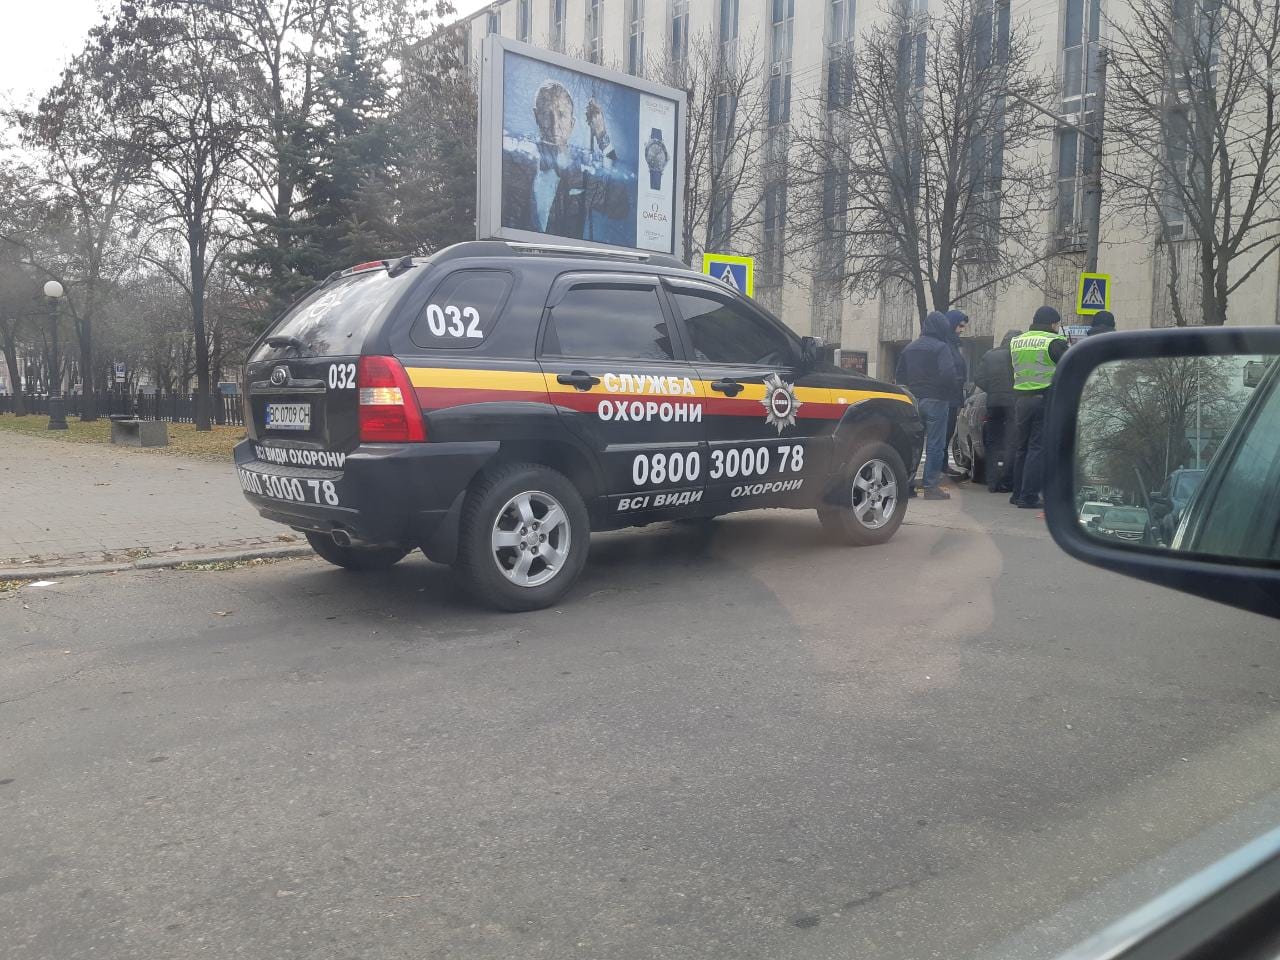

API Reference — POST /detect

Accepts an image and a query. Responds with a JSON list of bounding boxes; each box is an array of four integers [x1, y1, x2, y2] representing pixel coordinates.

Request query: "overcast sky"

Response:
[[0, 0, 490, 109], [0, 0, 106, 108]]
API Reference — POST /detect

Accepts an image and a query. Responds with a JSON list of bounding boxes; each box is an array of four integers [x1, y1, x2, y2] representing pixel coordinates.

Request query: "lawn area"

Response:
[[0, 413, 244, 463]]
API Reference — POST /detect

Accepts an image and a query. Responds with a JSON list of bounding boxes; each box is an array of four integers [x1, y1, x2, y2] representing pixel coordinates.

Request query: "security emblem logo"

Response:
[[270, 365, 290, 386], [761, 373, 802, 434]]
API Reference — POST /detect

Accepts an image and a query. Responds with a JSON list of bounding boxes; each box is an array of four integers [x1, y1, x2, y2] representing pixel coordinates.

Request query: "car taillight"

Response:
[[357, 356, 426, 443]]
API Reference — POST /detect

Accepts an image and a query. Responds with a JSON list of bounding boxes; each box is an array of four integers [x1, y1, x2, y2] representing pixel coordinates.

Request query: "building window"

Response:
[[761, 181, 787, 286], [710, 188, 734, 249], [1172, 0, 1221, 89], [768, 0, 794, 124], [486, 8, 501, 34], [1056, 126, 1093, 244], [587, 0, 604, 63], [1062, 0, 1101, 114], [627, 0, 645, 74], [550, 0, 566, 51], [670, 0, 689, 64], [719, 0, 739, 48], [826, 0, 855, 108], [1162, 107, 1190, 239], [518, 0, 531, 40]]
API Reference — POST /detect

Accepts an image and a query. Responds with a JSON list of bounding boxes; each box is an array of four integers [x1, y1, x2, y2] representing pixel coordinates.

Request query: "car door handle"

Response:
[[557, 371, 601, 391], [710, 378, 744, 397]]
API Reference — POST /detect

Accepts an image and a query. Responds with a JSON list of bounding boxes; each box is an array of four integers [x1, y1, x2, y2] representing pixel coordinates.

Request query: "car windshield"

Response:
[[6, 6, 1280, 960], [1102, 507, 1147, 525]]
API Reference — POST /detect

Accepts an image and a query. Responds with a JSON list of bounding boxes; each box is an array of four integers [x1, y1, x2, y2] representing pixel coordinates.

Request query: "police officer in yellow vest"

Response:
[[1009, 306, 1069, 509]]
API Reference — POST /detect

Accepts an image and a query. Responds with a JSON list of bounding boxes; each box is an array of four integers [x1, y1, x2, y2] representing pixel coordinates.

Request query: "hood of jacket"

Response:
[[922, 311, 952, 341], [1000, 330, 1021, 348]]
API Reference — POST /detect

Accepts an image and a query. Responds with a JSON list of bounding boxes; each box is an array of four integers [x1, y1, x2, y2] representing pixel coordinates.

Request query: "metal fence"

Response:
[[0, 392, 244, 426]]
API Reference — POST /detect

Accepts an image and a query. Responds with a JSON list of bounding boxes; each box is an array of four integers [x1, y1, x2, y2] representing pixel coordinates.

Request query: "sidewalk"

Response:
[[1, 431, 294, 566]]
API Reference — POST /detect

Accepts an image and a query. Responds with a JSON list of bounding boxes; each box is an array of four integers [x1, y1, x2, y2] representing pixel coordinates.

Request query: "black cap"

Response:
[[1032, 305, 1061, 328], [1089, 310, 1116, 330]]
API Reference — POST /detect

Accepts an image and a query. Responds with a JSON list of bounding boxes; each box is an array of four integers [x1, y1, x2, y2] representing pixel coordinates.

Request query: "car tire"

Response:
[[818, 442, 910, 546], [305, 532, 409, 571], [970, 449, 986, 485], [456, 462, 590, 612]]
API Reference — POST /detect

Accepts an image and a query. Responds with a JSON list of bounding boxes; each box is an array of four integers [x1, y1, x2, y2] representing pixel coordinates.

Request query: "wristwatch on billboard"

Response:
[[644, 128, 669, 190]]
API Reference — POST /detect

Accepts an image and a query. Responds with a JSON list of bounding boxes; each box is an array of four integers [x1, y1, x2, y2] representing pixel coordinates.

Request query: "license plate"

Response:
[[266, 403, 311, 431]]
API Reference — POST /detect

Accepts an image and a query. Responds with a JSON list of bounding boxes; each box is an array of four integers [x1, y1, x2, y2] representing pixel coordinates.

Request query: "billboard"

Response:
[[478, 37, 686, 258]]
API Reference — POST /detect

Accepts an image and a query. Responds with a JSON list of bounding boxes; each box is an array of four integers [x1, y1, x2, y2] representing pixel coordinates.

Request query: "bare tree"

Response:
[[20, 58, 146, 421], [92, 1, 249, 430], [1106, 0, 1280, 326], [1078, 355, 1245, 499], [789, 0, 1052, 329], [649, 32, 769, 263]]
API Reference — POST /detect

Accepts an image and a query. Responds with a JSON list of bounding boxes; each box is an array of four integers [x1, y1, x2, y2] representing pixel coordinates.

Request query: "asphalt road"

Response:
[[3, 489, 1279, 960]]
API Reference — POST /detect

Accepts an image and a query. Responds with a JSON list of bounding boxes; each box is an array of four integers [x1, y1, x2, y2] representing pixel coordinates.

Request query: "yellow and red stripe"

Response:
[[405, 366, 910, 419]]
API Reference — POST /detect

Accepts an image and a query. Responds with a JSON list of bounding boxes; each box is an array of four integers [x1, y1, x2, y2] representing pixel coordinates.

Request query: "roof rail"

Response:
[[504, 241, 688, 269]]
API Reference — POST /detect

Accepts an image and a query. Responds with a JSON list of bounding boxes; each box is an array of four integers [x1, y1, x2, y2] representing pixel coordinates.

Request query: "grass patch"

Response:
[[0, 413, 243, 462], [0, 578, 27, 593]]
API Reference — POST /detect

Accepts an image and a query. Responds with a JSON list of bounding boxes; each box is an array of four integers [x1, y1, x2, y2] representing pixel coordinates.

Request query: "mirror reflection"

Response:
[[1075, 353, 1280, 562]]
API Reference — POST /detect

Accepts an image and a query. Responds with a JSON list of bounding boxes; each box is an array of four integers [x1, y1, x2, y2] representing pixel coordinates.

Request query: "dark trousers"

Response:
[[983, 404, 1015, 491], [1012, 392, 1048, 505]]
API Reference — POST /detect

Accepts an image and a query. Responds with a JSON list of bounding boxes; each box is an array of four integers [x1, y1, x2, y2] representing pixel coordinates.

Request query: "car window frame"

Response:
[[658, 276, 801, 368], [536, 271, 691, 364], [406, 267, 516, 351]]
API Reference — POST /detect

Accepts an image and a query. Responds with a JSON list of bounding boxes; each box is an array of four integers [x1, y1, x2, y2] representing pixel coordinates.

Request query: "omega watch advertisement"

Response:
[[478, 37, 685, 258]]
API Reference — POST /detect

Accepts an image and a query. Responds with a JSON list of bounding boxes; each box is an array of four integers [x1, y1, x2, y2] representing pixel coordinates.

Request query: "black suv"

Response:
[[235, 241, 923, 610]]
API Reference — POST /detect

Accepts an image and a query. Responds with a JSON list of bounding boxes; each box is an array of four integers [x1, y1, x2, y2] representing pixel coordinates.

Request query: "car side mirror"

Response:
[[801, 336, 835, 368], [1043, 328, 1280, 620]]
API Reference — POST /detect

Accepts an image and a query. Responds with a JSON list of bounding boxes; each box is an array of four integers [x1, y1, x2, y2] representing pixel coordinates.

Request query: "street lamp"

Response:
[[43, 279, 67, 430]]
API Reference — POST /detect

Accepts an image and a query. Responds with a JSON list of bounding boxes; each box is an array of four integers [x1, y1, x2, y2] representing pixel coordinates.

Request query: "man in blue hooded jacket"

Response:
[[895, 311, 962, 500]]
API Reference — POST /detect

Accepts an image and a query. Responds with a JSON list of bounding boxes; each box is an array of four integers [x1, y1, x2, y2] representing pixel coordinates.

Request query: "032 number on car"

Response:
[[423, 304, 483, 339], [328, 362, 356, 389]]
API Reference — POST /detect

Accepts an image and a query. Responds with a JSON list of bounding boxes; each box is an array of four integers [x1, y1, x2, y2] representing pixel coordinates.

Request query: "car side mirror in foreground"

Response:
[[1043, 327, 1280, 620]]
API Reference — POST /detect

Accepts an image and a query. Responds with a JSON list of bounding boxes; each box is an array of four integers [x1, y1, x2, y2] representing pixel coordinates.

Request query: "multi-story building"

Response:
[[448, 0, 1280, 379]]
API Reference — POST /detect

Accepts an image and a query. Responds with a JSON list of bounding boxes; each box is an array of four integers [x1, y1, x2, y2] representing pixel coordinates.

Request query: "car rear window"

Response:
[[409, 269, 514, 349], [252, 270, 407, 360]]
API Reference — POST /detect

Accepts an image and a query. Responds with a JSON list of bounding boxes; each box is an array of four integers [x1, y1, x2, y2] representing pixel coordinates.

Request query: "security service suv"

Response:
[[235, 241, 923, 610]]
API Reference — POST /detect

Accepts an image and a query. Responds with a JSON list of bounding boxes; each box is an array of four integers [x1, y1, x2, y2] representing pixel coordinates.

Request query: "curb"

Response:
[[0, 544, 313, 581]]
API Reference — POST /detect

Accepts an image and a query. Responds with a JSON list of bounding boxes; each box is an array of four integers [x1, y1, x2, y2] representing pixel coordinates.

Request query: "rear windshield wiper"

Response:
[[265, 335, 307, 353]]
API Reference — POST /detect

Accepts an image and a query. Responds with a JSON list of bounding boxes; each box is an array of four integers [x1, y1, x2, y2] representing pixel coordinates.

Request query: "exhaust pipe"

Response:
[[331, 529, 352, 547]]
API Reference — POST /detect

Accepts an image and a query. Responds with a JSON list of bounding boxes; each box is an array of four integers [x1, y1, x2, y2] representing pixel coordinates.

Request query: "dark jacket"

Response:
[[896, 312, 961, 403], [974, 331, 1018, 408]]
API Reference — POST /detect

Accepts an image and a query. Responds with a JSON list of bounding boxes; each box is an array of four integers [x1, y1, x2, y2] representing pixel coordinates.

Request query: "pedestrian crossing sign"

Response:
[[702, 253, 754, 298], [1076, 272, 1111, 316]]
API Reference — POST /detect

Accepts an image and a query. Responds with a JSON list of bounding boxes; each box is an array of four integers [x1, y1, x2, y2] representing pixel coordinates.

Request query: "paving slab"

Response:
[[1, 431, 291, 564]]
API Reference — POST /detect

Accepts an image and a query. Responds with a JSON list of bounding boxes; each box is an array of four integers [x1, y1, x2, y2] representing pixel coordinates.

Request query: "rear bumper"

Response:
[[233, 439, 498, 552]]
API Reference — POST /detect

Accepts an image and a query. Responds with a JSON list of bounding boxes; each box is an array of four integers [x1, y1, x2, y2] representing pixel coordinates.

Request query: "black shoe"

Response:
[[994, 485, 1013, 493], [944, 467, 966, 478], [1017, 499, 1044, 510], [923, 487, 951, 500]]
